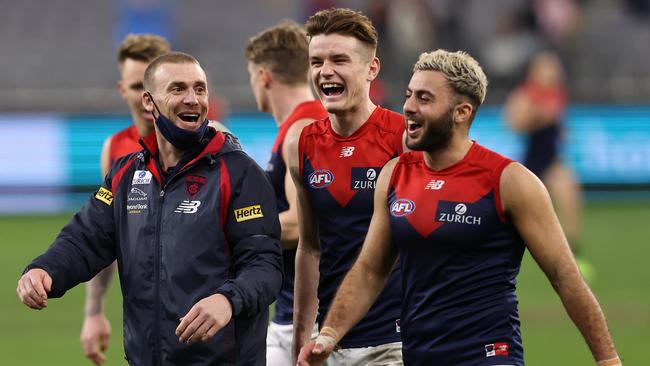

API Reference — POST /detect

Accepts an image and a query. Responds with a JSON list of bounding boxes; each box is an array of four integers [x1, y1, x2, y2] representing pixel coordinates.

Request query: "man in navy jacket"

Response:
[[17, 52, 283, 366]]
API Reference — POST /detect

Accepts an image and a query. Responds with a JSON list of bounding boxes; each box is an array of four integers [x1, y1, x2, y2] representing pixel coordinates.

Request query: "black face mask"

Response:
[[146, 92, 209, 151]]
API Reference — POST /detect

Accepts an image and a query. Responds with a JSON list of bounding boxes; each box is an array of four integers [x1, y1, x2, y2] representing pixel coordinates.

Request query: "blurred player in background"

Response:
[[504, 51, 593, 280], [299, 49, 621, 366], [245, 20, 327, 366], [81, 33, 170, 366], [288, 8, 405, 365]]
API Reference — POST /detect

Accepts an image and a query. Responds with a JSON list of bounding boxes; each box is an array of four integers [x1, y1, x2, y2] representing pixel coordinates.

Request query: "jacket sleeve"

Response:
[[24, 162, 123, 298], [216, 152, 283, 317]]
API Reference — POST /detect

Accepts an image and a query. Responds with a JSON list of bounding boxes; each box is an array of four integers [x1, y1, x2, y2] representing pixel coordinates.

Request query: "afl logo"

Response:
[[390, 199, 415, 217], [308, 170, 334, 189], [455, 203, 467, 215]]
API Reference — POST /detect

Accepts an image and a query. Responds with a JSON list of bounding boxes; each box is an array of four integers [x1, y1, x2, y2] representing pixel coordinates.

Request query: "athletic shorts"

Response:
[[325, 341, 403, 366]]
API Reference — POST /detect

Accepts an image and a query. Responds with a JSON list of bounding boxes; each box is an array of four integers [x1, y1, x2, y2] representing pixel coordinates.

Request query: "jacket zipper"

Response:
[[154, 186, 165, 365], [152, 160, 203, 365]]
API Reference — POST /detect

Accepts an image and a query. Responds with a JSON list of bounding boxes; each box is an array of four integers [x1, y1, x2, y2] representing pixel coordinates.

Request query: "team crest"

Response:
[[185, 175, 207, 197]]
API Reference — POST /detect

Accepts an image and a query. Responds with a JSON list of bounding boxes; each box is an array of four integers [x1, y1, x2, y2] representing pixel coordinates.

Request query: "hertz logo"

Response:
[[234, 204, 264, 222], [95, 187, 113, 205]]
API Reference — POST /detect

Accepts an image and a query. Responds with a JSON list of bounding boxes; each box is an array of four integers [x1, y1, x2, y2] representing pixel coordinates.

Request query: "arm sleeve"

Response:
[[216, 152, 283, 317], [24, 168, 120, 298]]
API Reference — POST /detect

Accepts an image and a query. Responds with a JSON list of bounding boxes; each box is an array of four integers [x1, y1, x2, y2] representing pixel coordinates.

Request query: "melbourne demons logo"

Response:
[[308, 170, 334, 189], [390, 198, 415, 217]]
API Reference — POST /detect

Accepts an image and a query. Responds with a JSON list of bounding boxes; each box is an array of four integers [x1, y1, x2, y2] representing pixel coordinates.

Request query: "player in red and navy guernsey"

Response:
[[289, 8, 405, 366], [245, 20, 328, 365], [298, 50, 622, 366]]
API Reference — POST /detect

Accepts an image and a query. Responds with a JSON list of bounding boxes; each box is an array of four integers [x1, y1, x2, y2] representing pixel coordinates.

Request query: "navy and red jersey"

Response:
[[265, 100, 327, 325], [388, 143, 525, 366], [109, 124, 145, 166], [298, 106, 404, 348]]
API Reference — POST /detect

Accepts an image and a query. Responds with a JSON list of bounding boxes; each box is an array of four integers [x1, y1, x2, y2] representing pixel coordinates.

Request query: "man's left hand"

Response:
[[175, 294, 232, 345]]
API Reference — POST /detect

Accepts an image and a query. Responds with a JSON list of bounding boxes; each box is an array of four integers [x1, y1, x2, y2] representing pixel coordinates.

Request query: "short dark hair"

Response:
[[305, 8, 378, 51], [143, 52, 201, 92], [245, 20, 310, 85], [117, 33, 170, 68]]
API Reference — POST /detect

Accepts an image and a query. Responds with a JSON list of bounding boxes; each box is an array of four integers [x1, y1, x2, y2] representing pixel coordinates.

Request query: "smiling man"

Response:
[[298, 49, 621, 366], [17, 52, 283, 366], [287, 8, 405, 366]]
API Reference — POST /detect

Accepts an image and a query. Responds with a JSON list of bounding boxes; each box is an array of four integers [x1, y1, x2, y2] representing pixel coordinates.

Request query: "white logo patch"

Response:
[[425, 179, 445, 190], [175, 200, 201, 214], [455, 203, 467, 215], [339, 146, 355, 157], [132, 170, 152, 185], [366, 168, 377, 180]]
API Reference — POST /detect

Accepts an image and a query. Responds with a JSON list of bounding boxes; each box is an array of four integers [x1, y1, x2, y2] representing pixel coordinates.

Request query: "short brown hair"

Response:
[[143, 52, 202, 92], [245, 20, 310, 85], [117, 33, 171, 68], [305, 8, 378, 51]]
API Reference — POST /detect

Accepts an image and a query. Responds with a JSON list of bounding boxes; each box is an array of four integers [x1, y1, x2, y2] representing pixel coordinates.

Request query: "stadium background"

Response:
[[0, 0, 648, 364]]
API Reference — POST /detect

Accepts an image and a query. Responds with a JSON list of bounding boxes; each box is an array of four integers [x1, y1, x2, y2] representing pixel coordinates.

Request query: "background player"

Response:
[[245, 19, 327, 365], [81, 33, 170, 366], [504, 50, 592, 279], [298, 49, 621, 366], [288, 8, 405, 365]]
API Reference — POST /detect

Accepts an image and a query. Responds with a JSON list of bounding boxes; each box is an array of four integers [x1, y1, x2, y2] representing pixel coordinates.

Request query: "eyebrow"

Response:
[[166, 80, 207, 89]]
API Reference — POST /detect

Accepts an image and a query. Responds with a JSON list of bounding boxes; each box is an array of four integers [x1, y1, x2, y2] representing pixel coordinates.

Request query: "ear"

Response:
[[117, 80, 127, 100], [260, 68, 272, 88], [454, 100, 474, 125], [142, 91, 154, 113], [367, 57, 380, 82]]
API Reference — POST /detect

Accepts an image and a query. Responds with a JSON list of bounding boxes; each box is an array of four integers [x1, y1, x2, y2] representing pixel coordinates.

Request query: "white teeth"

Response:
[[321, 83, 343, 88]]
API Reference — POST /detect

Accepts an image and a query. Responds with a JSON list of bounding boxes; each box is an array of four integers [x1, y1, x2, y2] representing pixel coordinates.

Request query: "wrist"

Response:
[[597, 356, 622, 366], [319, 326, 340, 343]]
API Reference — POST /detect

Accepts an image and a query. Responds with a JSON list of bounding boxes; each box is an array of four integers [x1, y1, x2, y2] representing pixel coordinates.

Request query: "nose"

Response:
[[321, 60, 334, 77], [403, 95, 415, 117], [183, 89, 199, 105]]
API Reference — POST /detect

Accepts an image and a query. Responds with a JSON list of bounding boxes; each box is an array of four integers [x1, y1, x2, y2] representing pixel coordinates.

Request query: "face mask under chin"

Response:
[[147, 92, 209, 151]]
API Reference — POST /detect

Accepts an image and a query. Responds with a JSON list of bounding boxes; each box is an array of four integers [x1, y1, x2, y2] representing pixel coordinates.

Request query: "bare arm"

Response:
[[287, 124, 322, 365], [87, 136, 116, 312], [80, 135, 115, 365], [501, 162, 620, 364], [279, 119, 316, 249]]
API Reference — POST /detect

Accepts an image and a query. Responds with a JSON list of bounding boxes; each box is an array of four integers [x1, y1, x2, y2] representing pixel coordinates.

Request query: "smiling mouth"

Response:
[[407, 119, 423, 132], [321, 82, 344, 97], [178, 113, 200, 123]]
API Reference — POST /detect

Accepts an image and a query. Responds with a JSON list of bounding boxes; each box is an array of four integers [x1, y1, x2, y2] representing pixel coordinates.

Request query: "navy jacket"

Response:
[[26, 130, 283, 366]]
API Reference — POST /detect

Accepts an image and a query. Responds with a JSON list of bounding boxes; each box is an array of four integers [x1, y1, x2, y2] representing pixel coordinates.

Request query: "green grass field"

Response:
[[1, 201, 648, 365]]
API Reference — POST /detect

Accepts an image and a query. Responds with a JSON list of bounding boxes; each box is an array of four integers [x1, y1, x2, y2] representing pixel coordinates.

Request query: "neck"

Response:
[[268, 84, 316, 126], [329, 97, 376, 137], [422, 134, 473, 171], [155, 132, 184, 171], [134, 118, 154, 137]]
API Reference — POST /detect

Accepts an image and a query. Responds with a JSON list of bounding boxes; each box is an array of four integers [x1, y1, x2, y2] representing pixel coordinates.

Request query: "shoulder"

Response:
[[500, 161, 548, 214], [467, 143, 514, 172], [374, 107, 405, 133]]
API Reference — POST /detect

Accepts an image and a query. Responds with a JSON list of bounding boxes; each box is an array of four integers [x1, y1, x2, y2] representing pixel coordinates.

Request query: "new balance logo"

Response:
[[174, 200, 201, 214], [339, 146, 355, 157], [425, 179, 445, 190]]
